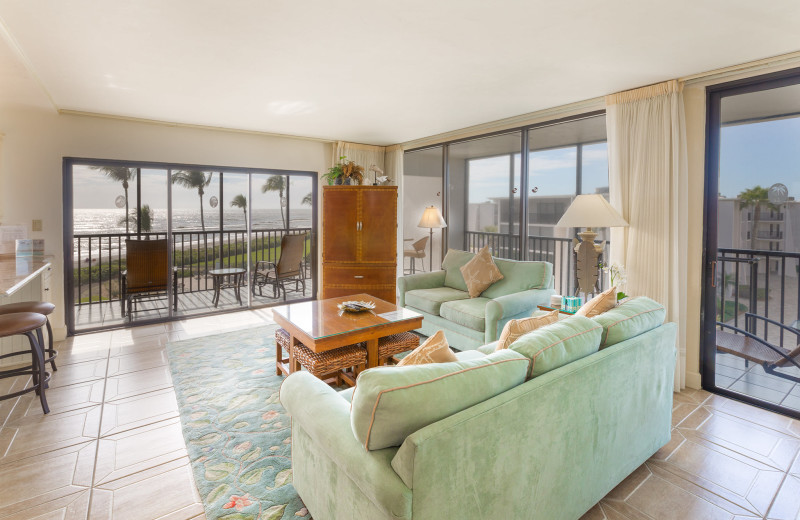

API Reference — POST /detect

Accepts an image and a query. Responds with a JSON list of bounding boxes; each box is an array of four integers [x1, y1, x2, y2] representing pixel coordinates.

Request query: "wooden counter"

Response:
[[0, 255, 53, 296]]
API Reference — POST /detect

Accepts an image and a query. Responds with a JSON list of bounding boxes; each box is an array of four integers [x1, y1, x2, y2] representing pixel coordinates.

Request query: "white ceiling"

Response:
[[0, 0, 799, 145]]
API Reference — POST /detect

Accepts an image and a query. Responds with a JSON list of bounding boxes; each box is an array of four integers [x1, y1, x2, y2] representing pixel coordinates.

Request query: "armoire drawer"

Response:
[[323, 266, 395, 286]]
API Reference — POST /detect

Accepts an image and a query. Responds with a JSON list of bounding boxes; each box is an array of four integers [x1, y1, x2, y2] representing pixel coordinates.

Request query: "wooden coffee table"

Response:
[[271, 293, 423, 376]]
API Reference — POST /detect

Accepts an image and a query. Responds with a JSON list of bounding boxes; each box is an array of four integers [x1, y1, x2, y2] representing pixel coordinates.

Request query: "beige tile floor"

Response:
[[3, 310, 800, 519]]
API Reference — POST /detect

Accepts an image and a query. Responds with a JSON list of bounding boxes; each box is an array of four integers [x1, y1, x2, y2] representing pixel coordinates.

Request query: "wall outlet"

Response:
[[32, 219, 42, 232]]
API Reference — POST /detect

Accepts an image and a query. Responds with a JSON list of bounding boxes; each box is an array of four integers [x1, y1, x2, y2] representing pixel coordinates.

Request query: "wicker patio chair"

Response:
[[252, 233, 307, 301], [403, 236, 428, 274], [716, 313, 800, 382], [121, 239, 178, 321]]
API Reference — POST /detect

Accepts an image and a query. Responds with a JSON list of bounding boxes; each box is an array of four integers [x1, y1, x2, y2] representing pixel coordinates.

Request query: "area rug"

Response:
[[166, 323, 311, 520]]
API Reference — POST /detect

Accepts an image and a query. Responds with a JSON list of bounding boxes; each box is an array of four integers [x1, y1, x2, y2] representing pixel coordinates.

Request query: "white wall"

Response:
[[0, 104, 332, 338]]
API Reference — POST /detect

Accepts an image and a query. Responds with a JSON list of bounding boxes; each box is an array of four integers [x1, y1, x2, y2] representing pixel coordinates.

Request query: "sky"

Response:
[[719, 117, 800, 199], [72, 166, 313, 211], [467, 142, 609, 204]]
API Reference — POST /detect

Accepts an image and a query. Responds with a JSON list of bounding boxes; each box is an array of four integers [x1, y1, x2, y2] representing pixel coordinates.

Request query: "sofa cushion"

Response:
[[576, 285, 617, 318], [455, 350, 486, 361], [397, 330, 457, 366], [405, 287, 469, 316], [477, 342, 498, 355], [592, 296, 666, 348], [460, 245, 504, 298], [510, 315, 602, 378], [441, 249, 475, 292], [338, 387, 355, 403], [481, 257, 554, 298], [350, 350, 530, 450], [496, 309, 560, 350], [439, 298, 491, 332]]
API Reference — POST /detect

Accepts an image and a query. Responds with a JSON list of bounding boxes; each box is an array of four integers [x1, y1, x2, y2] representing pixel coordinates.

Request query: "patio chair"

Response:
[[716, 312, 800, 383], [252, 233, 308, 301], [121, 239, 178, 321], [403, 236, 428, 274]]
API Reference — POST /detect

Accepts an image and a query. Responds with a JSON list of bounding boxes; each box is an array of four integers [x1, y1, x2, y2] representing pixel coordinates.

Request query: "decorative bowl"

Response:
[[337, 300, 376, 313]]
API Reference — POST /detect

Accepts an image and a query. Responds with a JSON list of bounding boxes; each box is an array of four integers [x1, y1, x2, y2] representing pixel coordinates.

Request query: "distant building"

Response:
[[717, 196, 800, 276], [467, 186, 611, 242]]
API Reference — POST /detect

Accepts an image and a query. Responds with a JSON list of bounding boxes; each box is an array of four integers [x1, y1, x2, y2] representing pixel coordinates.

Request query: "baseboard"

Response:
[[686, 371, 702, 390], [53, 326, 68, 342]]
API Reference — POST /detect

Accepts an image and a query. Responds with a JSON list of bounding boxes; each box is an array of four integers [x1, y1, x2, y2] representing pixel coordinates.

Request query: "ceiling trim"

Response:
[[681, 51, 800, 86], [400, 96, 605, 150], [57, 109, 336, 144]]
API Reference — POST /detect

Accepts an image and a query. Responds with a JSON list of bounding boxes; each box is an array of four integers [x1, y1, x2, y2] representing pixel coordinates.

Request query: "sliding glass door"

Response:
[[402, 112, 610, 295], [703, 69, 800, 416], [64, 159, 317, 334]]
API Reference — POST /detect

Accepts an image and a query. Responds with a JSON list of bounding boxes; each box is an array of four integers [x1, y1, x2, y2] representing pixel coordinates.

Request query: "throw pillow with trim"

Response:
[[576, 285, 617, 318], [459, 245, 504, 298], [495, 309, 559, 351], [397, 330, 457, 366]]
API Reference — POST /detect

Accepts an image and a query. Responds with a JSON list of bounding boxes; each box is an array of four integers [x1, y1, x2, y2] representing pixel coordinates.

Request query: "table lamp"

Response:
[[555, 194, 628, 294], [418, 206, 447, 271]]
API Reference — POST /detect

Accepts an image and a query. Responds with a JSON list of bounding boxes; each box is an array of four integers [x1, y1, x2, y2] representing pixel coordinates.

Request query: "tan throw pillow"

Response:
[[495, 310, 559, 351], [459, 245, 504, 298], [397, 330, 457, 366], [576, 286, 617, 318]]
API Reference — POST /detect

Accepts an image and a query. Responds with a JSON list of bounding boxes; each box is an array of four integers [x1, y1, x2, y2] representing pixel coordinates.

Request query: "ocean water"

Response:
[[73, 208, 312, 263]]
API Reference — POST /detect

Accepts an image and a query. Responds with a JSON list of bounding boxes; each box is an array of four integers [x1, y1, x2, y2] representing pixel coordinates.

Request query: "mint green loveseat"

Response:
[[397, 249, 555, 350], [281, 309, 677, 520]]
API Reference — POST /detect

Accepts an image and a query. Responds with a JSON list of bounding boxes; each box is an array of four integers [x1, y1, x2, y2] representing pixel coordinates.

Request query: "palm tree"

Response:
[[230, 194, 247, 229], [738, 186, 778, 250], [172, 170, 213, 231], [118, 204, 153, 233], [262, 175, 288, 229], [92, 166, 136, 234], [302, 192, 312, 206]]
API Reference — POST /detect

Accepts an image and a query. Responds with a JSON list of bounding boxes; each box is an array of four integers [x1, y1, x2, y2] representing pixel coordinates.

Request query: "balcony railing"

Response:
[[717, 248, 800, 348], [756, 231, 783, 239], [754, 212, 784, 221], [464, 230, 608, 296], [73, 228, 311, 306]]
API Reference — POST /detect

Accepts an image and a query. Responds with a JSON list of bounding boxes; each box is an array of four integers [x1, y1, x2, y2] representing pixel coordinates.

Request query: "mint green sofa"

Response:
[[281, 310, 677, 520], [398, 249, 555, 350]]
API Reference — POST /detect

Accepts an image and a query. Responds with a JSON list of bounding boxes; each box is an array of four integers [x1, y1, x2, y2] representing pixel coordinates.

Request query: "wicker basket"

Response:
[[377, 332, 420, 364], [292, 342, 367, 379], [276, 327, 366, 381]]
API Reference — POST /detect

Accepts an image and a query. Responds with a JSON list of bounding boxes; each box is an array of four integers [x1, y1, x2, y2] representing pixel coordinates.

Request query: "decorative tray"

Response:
[[337, 300, 376, 313]]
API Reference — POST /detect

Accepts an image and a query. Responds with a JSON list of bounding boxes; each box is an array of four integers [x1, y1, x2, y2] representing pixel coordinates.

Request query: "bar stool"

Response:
[[0, 302, 57, 372], [0, 312, 50, 414]]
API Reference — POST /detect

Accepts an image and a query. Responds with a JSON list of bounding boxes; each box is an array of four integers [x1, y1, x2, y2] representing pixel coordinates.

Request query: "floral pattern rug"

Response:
[[165, 323, 311, 520]]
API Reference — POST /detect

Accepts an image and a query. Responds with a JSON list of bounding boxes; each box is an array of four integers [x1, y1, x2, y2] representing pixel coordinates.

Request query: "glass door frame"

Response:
[[410, 110, 607, 263], [701, 66, 800, 417], [62, 157, 318, 336]]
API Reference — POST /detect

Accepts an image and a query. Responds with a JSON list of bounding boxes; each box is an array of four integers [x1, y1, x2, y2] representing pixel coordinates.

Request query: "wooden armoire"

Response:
[[321, 185, 397, 303]]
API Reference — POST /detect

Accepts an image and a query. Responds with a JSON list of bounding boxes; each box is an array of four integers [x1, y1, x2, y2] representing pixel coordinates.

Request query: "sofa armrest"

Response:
[[484, 288, 556, 342], [397, 270, 446, 307], [280, 372, 411, 516]]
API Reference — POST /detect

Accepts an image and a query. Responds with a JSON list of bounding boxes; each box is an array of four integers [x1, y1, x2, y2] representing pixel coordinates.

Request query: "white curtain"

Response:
[[606, 79, 689, 392], [333, 141, 386, 182]]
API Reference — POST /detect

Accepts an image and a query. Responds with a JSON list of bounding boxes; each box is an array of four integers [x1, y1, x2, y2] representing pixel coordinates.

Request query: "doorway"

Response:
[[703, 69, 800, 416]]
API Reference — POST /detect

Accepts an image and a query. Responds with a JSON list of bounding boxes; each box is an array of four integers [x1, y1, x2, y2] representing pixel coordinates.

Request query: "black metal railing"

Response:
[[464, 230, 608, 296], [73, 228, 311, 306], [717, 248, 800, 348]]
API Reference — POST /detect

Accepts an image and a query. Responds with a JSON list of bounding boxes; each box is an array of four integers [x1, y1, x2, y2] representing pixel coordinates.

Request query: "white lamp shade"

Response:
[[555, 194, 628, 229], [418, 206, 447, 229]]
